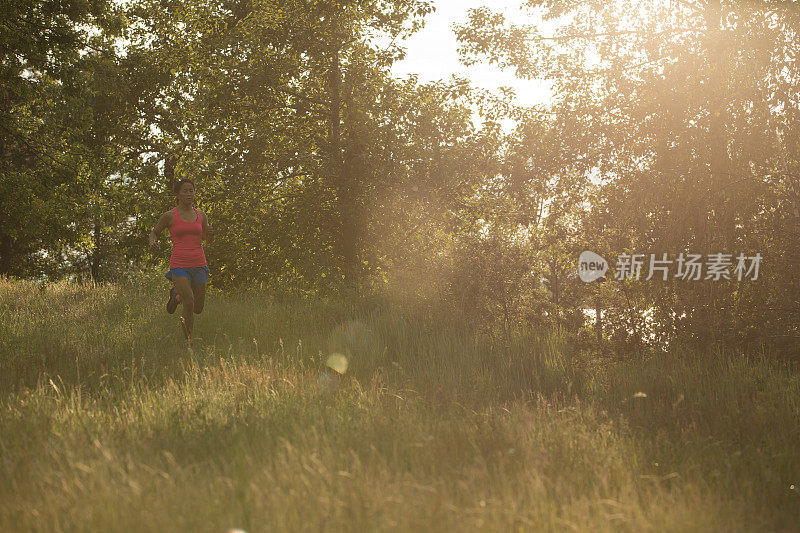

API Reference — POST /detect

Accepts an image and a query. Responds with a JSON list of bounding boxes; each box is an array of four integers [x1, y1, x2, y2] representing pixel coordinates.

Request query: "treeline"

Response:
[[2, 0, 798, 355]]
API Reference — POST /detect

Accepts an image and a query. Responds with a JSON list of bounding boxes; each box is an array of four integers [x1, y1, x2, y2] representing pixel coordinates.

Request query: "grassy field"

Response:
[[1, 276, 798, 531]]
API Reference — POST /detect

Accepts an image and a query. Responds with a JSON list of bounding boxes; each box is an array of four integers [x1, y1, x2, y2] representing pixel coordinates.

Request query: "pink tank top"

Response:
[[169, 207, 207, 268]]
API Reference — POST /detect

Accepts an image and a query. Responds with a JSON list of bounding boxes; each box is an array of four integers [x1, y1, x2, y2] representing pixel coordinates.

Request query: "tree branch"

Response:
[[525, 27, 704, 43]]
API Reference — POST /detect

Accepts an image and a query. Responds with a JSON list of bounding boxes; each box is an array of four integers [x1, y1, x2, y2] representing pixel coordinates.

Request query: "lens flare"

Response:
[[326, 352, 349, 375]]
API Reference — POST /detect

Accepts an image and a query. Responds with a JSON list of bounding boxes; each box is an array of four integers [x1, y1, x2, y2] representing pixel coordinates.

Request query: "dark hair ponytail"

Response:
[[173, 178, 195, 195]]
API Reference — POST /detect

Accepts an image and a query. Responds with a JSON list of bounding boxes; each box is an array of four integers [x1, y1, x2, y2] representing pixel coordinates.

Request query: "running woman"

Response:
[[149, 178, 214, 346]]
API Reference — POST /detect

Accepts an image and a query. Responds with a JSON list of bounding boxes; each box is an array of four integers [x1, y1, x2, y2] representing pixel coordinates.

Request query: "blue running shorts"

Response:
[[165, 266, 210, 286]]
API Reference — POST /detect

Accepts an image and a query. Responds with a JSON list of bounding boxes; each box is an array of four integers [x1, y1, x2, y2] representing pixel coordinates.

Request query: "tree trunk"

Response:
[[595, 299, 602, 345], [0, 232, 12, 276], [549, 259, 561, 328], [164, 153, 176, 195], [695, 0, 730, 351], [328, 45, 358, 289], [91, 218, 102, 282]]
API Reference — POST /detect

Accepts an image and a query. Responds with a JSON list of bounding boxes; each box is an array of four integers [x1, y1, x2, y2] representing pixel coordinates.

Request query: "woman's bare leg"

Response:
[[192, 283, 206, 314], [173, 275, 195, 340]]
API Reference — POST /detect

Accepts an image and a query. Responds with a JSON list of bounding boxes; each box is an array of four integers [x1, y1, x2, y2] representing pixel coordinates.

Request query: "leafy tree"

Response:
[[0, 0, 124, 277], [456, 0, 800, 352], [121, 0, 464, 292]]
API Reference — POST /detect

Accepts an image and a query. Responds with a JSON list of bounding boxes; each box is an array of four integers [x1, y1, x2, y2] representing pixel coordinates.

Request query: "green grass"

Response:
[[1, 276, 799, 531]]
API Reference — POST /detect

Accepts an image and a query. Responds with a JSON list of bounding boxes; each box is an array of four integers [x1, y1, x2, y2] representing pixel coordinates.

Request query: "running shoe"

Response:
[[167, 287, 180, 314]]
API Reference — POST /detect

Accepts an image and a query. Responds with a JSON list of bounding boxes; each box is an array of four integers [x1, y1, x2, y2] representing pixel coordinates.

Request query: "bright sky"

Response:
[[390, 0, 553, 107]]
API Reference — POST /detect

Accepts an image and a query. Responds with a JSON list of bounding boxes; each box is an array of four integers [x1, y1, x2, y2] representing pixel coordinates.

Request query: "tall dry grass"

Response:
[[1, 276, 798, 531]]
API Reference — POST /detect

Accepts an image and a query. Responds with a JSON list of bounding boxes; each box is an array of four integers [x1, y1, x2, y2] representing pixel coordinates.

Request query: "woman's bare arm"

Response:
[[149, 211, 173, 251], [200, 210, 214, 243]]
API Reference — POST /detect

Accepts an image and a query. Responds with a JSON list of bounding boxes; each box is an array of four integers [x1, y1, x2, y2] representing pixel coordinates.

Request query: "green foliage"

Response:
[[5, 0, 800, 355], [0, 0, 128, 278], [115, 0, 444, 290], [456, 0, 800, 352]]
